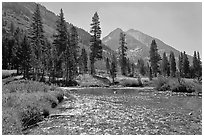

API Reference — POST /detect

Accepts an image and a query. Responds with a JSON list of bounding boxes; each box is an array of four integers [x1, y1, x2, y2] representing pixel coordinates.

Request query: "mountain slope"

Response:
[[2, 2, 114, 70], [102, 28, 193, 63], [102, 28, 150, 62]]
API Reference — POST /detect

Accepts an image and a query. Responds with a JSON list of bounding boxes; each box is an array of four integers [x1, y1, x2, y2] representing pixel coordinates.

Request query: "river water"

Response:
[[25, 87, 202, 135]]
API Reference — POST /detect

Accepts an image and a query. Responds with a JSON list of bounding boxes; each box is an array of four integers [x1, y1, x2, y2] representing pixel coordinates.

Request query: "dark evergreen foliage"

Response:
[[90, 12, 102, 75], [169, 51, 176, 77], [178, 52, 183, 77], [118, 32, 128, 76], [161, 52, 168, 77], [137, 58, 146, 76], [110, 54, 117, 83], [183, 51, 190, 78], [80, 48, 88, 73], [29, 3, 46, 81], [149, 40, 161, 77]]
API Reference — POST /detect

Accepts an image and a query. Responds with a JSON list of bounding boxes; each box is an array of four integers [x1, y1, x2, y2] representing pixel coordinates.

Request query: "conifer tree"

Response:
[[70, 25, 80, 77], [90, 12, 102, 75], [149, 66, 153, 81], [192, 51, 198, 78], [127, 58, 131, 75], [53, 8, 71, 83], [167, 59, 170, 77], [131, 63, 135, 77], [12, 27, 23, 74], [80, 47, 88, 73], [183, 51, 190, 78], [149, 40, 161, 77], [197, 51, 202, 78], [118, 32, 128, 75], [169, 51, 176, 77], [21, 34, 31, 79], [161, 52, 168, 76], [29, 3, 45, 81], [106, 58, 110, 74], [178, 52, 183, 77], [138, 58, 146, 76], [110, 54, 117, 83]]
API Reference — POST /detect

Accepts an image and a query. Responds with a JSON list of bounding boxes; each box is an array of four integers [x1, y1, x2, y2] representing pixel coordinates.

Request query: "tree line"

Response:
[[2, 4, 90, 85], [2, 4, 120, 84], [2, 4, 202, 85], [148, 40, 202, 79]]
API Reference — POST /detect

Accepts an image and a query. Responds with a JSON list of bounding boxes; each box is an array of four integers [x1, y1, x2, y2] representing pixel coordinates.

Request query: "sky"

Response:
[[40, 2, 202, 56]]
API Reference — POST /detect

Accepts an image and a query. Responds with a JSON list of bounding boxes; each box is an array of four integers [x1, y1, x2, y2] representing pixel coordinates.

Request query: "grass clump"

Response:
[[2, 80, 66, 135]]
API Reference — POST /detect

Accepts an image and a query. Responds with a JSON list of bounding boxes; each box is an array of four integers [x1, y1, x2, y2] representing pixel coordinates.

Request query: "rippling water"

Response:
[[26, 88, 202, 135]]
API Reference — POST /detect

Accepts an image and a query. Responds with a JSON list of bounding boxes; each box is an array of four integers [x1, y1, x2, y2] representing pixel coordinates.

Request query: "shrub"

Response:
[[171, 79, 200, 93], [50, 90, 65, 103], [154, 75, 170, 91], [120, 78, 143, 87], [171, 83, 195, 93]]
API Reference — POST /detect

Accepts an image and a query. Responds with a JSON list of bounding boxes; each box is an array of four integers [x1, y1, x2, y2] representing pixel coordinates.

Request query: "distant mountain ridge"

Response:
[[102, 28, 193, 63], [2, 2, 114, 70], [2, 2, 193, 67]]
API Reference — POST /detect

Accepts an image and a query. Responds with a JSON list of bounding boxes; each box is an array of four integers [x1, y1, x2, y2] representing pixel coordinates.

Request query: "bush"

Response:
[[171, 83, 195, 93], [120, 78, 143, 87], [51, 90, 65, 103], [154, 75, 170, 91], [171, 79, 200, 93], [154, 76, 199, 93]]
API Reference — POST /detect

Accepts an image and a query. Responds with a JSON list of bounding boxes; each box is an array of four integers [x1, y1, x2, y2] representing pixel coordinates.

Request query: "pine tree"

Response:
[[69, 25, 80, 78], [138, 58, 146, 76], [149, 40, 161, 77], [106, 58, 110, 74], [192, 51, 198, 78], [169, 51, 176, 77], [110, 54, 117, 83], [29, 3, 45, 81], [127, 58, 131, 75], [90, 12, 102, 75], [80, 48, 88, 73], [118, 32, 128, 76], [49, 43, 58, 82], [149, 66, 153, 81], [178, 52, 183, 77], [53, 9, 70, 83], [167, 59, 170, 77], [183, 51, 190, 78], [131, 63, 135, 77], [12, 27, 24, 74], [197, 51, 202, 78], [161, 52, 168, 77], [21, 34, 31, 79]]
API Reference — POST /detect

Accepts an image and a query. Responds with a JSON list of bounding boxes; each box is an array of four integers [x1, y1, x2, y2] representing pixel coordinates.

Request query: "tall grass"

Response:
[[154, 76, 202, 93], [2, 80, 65, 135]]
